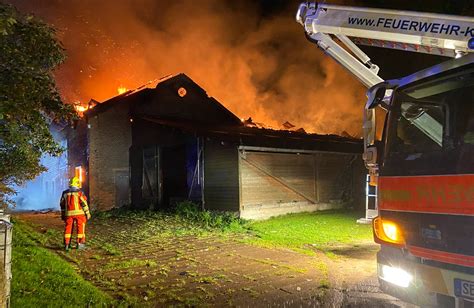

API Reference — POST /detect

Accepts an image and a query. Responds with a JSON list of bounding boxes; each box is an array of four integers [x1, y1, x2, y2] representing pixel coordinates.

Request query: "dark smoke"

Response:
[[7, 0, 366, 135]]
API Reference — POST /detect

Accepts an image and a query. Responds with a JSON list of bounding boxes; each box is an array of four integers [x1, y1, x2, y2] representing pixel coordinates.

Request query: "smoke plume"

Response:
[[8, 0, 366, 136]]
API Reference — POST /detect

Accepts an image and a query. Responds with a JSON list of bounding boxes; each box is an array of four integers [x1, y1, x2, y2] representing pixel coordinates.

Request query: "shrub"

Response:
[[175, 200, 200, 220], [174, 201, 247, 231]]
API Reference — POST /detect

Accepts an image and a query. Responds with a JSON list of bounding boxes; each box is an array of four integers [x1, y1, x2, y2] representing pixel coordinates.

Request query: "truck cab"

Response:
[[297, 3, 474, 306], [372, 54, 474, 307]]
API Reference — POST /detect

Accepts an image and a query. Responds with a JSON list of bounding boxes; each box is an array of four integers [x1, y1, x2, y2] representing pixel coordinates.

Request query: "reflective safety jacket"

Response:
[[60, 188, 91, 219]]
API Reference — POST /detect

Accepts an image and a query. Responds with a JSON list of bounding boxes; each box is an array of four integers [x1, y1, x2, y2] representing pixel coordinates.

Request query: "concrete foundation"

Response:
[[240, 201, 343, 220]]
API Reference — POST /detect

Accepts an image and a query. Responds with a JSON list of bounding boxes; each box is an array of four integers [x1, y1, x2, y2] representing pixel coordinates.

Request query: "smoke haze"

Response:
[[8, 0, 366, 136], [13, 130, 68, 211]]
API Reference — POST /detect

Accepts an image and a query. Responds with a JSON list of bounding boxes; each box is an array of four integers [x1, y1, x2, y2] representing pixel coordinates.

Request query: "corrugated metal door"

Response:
[[203, 141, 239, 212], [240, 151, 316, 207], [240, 151, 356, 212]]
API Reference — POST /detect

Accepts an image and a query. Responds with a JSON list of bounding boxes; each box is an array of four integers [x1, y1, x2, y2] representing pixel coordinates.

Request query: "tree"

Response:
[[0, 3, 75, 208]]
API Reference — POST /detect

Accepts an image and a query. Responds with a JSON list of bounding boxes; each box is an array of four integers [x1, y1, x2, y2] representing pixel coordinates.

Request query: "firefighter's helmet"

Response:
[[70, 177, 81, 188]]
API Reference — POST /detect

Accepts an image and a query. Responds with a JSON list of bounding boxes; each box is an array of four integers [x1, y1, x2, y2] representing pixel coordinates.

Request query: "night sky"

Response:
[[261, 0, 474, 79]]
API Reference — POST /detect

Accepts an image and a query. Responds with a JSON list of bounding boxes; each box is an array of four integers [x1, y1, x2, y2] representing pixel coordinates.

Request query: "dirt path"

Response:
[[15, 212, 414, 307]]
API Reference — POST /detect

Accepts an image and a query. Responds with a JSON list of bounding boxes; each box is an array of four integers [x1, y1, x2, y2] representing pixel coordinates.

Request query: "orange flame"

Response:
[[75, 105, 88, 113], [73, 101, 88, 115], [117, 86, 128, 95], [75, 166, 83, 183]]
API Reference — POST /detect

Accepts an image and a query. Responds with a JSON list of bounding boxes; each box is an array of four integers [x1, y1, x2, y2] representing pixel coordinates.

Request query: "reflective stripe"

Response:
[[64, 234, 72, 238], [64, 191, 89, 217], [65, 210, 87, 216], [409, 245, 474, 267], [77, 234, 84, 238], [80, 196, 88, 207], [80, 194, 90, 217]]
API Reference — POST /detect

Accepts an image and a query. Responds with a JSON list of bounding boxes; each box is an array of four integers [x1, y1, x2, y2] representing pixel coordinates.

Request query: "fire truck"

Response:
[[297, 3, 474, 307]]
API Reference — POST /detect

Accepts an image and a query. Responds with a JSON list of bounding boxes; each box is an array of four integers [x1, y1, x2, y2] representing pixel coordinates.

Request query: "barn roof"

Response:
[[85, 73, 362, 154], [86, 73, 241, 126], [141, 116, 363, 154]]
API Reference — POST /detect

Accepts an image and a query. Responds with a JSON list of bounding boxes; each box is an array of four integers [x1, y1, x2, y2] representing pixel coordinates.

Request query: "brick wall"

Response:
[[88, 103, 131, 211]]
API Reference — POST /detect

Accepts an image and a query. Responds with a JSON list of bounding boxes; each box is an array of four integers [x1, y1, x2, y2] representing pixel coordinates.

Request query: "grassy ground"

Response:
[[11, 209, 251, 306], [12, 209, 375, 306], [247, 210, 373, 255], [11, 220, 114, 307]]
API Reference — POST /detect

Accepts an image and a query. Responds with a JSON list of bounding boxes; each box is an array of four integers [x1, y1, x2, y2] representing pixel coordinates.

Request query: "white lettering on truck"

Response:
[[348, 16, 472, 37]]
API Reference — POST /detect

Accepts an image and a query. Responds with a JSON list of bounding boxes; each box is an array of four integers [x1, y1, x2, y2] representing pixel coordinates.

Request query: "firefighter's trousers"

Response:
[[64, 215, 87, 246]]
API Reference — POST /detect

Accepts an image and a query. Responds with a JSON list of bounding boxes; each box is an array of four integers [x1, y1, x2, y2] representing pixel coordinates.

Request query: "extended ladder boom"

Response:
[[297, 3, 474, 88], [296, 2, 474, 177]]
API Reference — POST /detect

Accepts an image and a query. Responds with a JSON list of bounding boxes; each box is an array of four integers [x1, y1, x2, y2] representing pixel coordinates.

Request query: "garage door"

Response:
[[240, 151, 355, 210]]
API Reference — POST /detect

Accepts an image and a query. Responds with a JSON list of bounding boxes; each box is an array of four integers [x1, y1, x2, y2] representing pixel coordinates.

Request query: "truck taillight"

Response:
[[373, 216, 405, 247]]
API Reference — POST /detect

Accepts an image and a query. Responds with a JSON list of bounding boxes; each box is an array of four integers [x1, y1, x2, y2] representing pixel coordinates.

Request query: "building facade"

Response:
[[70, 74, 366, 219]]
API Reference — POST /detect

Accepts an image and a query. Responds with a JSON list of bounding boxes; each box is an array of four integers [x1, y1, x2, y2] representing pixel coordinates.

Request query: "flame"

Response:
[[117, 86, 128, 95], [73, 101, 89, 116], [75, 105, 88, 113], [75, 166, 83, 183]]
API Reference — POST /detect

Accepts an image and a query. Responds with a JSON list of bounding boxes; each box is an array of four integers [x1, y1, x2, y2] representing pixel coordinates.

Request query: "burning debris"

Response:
[[74, 104, 88, 114], [282, 121, 295, 130], [241, 117, 267, 129], [73, 99, 100, 117], [72, 78, 161, 117], [241, 118, 308, 134]]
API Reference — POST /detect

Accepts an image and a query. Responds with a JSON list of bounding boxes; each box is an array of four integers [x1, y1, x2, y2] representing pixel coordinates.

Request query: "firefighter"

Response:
[[60, 177, 91, 251]]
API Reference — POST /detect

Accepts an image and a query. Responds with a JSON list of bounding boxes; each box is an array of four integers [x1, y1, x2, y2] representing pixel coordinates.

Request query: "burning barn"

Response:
[[69, 74, 366, 219]]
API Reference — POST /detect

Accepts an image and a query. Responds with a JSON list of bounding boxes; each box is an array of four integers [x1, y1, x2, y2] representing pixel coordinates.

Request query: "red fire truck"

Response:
[[297, 3, 474, 306]]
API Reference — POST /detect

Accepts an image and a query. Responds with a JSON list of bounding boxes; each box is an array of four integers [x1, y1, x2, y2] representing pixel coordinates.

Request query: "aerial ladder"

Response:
[[297, 4, 474, 306], [296, 3, 474, 220]]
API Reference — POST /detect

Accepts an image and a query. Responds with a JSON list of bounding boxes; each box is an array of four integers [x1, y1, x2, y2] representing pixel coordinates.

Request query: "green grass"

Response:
[[91, 204, 249, 245], [10, 209, 370, 306], [11, 220, 114, 307], [103, 258, 158, 271], [101, 243, 122, 256], [174, 201, 248, 231], [246, 210, 372, 254]]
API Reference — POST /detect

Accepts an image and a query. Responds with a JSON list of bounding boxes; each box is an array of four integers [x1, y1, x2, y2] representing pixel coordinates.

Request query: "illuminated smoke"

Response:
[[13, 130, 68, 211], [8, 0, 366, 136]]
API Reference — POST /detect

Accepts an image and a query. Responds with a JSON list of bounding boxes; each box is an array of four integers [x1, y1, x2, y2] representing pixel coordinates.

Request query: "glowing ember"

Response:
[[117, 86, 128, 95], [74, 103, 88, 114], [75, 105, 87, 112]]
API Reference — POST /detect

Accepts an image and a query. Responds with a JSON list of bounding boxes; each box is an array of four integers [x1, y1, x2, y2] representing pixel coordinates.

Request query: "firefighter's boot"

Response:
[[64, 244, 70, 252]]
